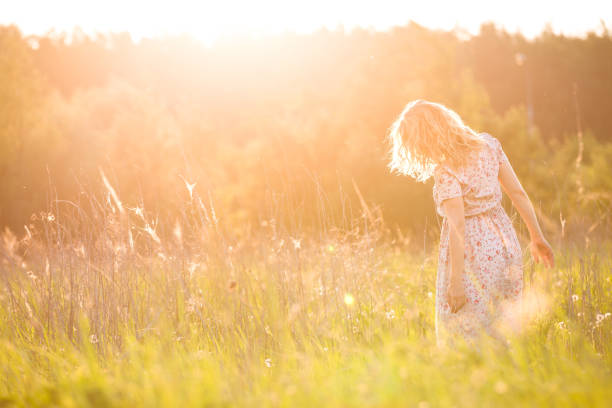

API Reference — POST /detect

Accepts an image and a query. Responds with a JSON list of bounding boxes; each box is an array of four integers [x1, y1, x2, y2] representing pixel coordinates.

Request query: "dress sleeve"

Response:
[[433, 166, 463, 215], [488, 134, 509, 166]]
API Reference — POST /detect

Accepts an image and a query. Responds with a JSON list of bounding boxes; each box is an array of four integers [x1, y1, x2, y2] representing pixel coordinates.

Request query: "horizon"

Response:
[[2, 0, 611, 45]]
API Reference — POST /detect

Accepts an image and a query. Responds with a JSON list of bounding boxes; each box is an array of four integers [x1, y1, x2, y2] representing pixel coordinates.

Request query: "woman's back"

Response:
[[433, 133, 504, 219]]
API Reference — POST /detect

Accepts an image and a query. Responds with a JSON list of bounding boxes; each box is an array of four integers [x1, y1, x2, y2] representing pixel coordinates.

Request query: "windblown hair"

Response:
[[386, 100, 486, 182]]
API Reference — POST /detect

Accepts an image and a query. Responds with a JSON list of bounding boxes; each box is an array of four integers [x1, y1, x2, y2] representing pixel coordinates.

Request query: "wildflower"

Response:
[[494, 380, 508, 394], [344, 293, 355, 306], [427, 291, 433, 299], [557, 321, 566, 330], [89, 334, 99, 344], [264, 358, 272, 368], [571, 294, 579, 302], [186, 297, 200, 314], [292, 238, 301, 250], [386, 309, 396, 320], [595, 313, 609, 325], [131, 206, 144, 218], [46, 213, 55, 222]]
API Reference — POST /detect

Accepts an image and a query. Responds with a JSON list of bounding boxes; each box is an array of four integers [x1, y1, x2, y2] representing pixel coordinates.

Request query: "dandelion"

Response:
[[186, 297, 200, 314], [386, 309, 395, 320], [291, 238, 301, 250], [344, 293, 355, 306], [595, 313, 609, 325], [572, 294, 579, 302], [130, 206, 144, 218], [264, 358, 272, 368], [494, 380, 508, 394]]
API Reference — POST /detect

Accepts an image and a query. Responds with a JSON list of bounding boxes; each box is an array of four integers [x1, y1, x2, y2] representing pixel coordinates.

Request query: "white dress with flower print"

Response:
[[433, 133, 523, 344]]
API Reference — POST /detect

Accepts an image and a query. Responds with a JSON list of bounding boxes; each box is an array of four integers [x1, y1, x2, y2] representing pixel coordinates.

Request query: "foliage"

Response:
[[1, 24, 612, 240]]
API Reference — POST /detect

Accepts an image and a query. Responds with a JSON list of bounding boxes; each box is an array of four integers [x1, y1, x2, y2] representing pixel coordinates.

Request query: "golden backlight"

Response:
[[2, 0, 610, 44]]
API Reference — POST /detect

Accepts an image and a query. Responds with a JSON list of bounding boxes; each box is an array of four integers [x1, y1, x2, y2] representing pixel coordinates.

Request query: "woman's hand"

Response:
[[446, 281, 467, 313], [530, 237, 554, 268]]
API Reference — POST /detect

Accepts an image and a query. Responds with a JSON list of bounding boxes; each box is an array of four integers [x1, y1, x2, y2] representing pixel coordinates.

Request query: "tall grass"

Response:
[[0, 176, 611, 407]]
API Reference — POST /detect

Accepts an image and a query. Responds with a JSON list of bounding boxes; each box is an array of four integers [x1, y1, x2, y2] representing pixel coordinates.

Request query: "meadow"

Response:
[[2, 22, 612, 407], [0, 182, 611, 407]]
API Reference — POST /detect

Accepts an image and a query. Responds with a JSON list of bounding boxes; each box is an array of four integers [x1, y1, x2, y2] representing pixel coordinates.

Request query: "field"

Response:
[[1, 188, 611, 408], [2, 19, 612, 408]]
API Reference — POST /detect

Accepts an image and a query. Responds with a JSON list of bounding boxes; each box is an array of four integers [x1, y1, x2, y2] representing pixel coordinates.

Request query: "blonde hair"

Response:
[[386, 100, 486, 182]]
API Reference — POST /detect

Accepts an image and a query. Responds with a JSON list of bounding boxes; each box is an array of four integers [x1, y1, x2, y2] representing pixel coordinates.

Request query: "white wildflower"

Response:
[[291, 238, 301, 250]]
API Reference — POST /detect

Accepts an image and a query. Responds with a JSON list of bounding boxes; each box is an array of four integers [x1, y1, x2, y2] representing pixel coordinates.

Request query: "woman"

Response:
[[386, 100, 554, 344]]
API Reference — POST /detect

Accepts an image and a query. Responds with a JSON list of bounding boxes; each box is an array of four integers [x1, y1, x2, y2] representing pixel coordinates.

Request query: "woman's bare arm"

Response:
[[498, 155, 554, 268], [442, 196, 467, 312]]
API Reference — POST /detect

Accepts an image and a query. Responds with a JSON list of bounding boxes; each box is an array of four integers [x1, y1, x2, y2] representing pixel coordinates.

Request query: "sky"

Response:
[[2, 0, 611, 44]]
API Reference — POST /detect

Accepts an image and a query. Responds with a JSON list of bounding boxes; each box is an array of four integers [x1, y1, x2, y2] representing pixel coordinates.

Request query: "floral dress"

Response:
[[433, 133, 523, 345]]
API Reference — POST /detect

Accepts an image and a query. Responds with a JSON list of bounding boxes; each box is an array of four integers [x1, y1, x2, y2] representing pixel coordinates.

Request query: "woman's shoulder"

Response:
[[479, 132, 499, 146], [478, 132, 505, 164]]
